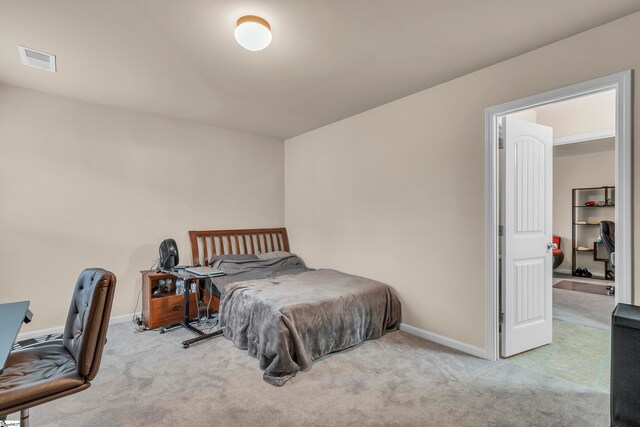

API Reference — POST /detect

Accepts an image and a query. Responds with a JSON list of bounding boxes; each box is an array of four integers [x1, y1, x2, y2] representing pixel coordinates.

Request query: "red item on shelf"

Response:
[[585, 201, 596, 206]]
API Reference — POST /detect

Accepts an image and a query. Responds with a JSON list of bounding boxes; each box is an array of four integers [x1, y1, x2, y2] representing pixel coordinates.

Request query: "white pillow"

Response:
[[257, 251, 291, 260]]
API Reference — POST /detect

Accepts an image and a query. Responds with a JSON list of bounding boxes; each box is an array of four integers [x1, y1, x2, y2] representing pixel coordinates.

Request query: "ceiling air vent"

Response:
[[18, 46, 56, 72]]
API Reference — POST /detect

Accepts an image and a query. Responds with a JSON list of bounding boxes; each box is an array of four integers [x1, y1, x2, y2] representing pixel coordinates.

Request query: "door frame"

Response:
[[484, 70, 633, 361]]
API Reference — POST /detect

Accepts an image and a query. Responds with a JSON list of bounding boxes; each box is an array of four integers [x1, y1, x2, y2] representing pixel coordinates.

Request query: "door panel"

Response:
[[515, 137, 545, 233], [501, 117, 553, 357], [514, 259, 545, 325]]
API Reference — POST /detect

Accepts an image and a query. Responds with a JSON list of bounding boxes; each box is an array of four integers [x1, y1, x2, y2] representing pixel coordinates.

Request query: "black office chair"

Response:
[[0, 268, 116, 426], [600, 221, 615, 280]]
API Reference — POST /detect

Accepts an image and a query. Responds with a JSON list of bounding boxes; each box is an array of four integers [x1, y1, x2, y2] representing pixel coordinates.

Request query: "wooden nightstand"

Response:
[[140, 270, 219, 330], [141, 270, 196, 330]]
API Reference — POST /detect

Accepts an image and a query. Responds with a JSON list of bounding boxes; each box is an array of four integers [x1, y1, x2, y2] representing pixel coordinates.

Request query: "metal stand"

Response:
[[21, 409, 29, 427], [179, 277, 223, 348], [159, 271, 224, 349]]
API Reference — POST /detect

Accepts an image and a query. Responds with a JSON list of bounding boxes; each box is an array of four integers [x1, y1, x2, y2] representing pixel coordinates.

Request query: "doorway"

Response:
[[501, 92, 617, 390], [484, 71, 633, 367]]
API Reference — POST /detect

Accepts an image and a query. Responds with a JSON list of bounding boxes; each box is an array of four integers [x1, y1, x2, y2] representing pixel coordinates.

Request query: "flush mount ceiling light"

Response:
[[234, 15, 272, 51]]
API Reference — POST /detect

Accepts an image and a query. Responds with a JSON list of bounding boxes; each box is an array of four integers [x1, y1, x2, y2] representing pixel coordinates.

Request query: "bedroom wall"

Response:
[[285, 11, 640, 353], [0, 84, 284, 332], [553, 140, 615, 274]]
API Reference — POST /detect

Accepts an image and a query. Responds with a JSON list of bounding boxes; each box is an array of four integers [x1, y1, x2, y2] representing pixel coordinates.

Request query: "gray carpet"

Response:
[[553, 287, 615, 330], [8, 323, 609, 426]]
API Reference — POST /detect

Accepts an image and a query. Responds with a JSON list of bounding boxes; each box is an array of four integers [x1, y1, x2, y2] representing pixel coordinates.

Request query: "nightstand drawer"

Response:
[[146, 293, 198, 330]]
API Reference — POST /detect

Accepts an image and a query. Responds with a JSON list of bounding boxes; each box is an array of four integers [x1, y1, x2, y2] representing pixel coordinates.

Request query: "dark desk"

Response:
[[0, 301, 32, 374], [159, 269, 224, 349]]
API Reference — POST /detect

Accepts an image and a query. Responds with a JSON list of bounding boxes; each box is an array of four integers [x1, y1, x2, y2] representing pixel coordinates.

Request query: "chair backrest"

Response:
[[553, 235, 561, 248], [600, 221, 615, 255], [63, 268, 117, 380]]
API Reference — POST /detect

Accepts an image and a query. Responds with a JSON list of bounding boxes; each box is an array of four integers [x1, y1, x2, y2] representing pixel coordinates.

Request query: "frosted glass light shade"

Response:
[[234, 16, 272, 51]]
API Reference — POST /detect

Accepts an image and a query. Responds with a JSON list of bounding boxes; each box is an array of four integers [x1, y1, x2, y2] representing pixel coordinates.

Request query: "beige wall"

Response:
[[285, 12, 640, 351], [553, 140, 615, 274], [0, 84, 284, 332]]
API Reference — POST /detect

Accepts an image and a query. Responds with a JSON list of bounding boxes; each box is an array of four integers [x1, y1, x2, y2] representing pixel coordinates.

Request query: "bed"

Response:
[[189, 228, 401, 386]]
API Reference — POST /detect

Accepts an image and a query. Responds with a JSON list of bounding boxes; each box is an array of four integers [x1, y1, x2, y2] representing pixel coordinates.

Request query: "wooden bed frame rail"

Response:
[[188, 228, 290, 266]]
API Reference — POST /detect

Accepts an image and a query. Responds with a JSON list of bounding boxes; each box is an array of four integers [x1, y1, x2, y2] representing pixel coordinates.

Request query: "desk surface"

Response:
[[0, 301, 30, 374], [159, 268, 225, 280]]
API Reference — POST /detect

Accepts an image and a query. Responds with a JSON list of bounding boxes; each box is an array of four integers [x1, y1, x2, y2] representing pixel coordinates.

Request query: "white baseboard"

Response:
[[555, 268, 606, 278], [17, 313, 133, 341], [399, 323, 487, 359], [22, 315, 489, 360]]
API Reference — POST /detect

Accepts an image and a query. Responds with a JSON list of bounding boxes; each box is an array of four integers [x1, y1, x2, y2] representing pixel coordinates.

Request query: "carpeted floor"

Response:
[[503, 279, 614, 394], [552, 281, 615, 331], [509, 319, 610, 392], [7, 323, 609, 426]]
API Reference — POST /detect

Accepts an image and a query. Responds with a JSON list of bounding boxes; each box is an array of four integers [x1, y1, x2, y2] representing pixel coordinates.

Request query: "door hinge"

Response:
[[499, 225, 503, 236], [499, 311, 504, 333]]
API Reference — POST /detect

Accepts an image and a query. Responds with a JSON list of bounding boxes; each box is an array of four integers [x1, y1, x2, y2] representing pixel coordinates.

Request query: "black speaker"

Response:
[[611, 303, 640, 426], [158, 238, 179, 269]]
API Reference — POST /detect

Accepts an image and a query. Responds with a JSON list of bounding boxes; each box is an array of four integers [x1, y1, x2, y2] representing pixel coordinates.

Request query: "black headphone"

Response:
[[158, 238, 179, 269]]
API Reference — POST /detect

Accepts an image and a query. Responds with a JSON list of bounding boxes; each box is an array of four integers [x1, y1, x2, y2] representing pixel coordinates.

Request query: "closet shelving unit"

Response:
[[571, 186, 614, 280]]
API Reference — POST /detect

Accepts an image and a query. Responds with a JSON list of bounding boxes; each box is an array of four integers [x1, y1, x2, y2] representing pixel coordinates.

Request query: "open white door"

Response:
[[501, 117, 553, 357]]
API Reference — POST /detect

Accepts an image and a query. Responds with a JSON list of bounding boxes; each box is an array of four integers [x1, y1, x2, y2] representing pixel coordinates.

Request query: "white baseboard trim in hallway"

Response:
[[399, 323, 487, 359], [17, 313, 134, 341]]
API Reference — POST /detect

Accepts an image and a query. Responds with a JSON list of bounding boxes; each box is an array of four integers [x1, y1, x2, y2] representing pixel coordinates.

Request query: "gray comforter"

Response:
[[211, 256, 401, 386]]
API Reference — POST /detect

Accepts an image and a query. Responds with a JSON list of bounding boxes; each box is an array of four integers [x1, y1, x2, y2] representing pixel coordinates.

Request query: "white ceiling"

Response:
[[1, 1, 639, 139]]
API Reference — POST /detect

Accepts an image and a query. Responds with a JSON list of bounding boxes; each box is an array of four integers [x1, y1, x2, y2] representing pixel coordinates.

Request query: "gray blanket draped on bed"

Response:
[[211, 256, 401, 386]]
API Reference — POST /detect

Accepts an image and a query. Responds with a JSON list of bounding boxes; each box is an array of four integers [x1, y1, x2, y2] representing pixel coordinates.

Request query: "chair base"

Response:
[[552, 252, 564, 269], [0, 409, 28, 427], [20, 408, 29, 427]]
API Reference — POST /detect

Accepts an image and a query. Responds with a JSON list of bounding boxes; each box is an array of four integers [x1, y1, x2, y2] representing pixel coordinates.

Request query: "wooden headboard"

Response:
[[188, 228, 290, 266]]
